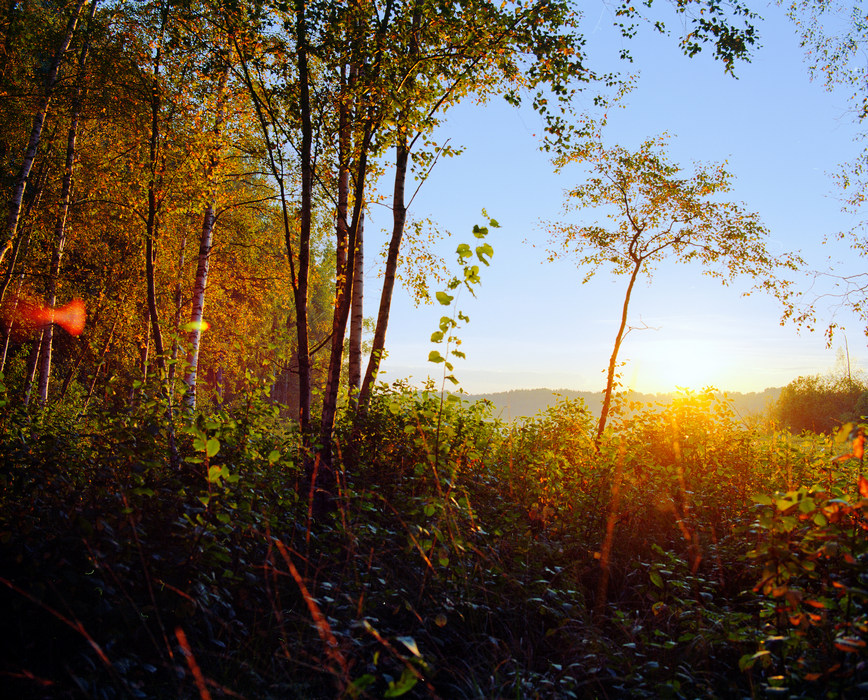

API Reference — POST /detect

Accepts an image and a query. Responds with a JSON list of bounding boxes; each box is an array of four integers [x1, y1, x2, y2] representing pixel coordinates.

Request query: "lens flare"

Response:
[[1, 292, 86, 337]]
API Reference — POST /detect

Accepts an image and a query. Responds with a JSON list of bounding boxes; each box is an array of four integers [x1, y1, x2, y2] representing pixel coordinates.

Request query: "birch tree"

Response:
[[1, 0, 88, 270], [37, 0, 100, 406], [546, 135, 801, 444]]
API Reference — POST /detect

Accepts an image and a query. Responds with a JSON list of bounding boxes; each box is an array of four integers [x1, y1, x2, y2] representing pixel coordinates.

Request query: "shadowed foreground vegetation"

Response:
[[2, 380, 868, 699]]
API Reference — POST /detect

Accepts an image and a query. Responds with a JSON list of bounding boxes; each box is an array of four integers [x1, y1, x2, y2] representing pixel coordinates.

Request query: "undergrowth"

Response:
[[1, 378, 867, 698]]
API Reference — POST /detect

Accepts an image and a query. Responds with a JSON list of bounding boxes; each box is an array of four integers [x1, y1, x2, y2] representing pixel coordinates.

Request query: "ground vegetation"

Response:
[[2, 381, 867, 698]]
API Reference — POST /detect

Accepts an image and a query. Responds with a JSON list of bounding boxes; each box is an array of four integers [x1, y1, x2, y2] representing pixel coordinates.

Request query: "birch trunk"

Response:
[[183, 204, 213, 410], [37, 0, 99, 406], [184, 60, 229, 410], [1, 0, 87, 266]]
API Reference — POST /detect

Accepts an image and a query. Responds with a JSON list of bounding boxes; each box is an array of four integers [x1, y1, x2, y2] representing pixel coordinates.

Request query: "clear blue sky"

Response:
[[366, 2, 867, 395]]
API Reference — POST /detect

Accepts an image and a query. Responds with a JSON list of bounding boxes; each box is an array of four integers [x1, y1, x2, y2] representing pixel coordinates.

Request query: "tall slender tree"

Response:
[[545, 136, 801, 444], [37, 0, 100, 405], [184, 55, 232, 410]]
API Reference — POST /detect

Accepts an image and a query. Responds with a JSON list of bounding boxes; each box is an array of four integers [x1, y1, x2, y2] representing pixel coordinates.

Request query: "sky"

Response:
[[363, 2, 868, 395]]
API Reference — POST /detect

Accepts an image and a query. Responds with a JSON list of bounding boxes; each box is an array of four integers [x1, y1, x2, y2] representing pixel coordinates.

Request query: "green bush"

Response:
[[3, 381, 868, 698]]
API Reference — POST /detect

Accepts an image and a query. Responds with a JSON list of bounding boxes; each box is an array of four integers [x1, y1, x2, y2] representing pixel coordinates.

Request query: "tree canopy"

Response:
[[0, 0, 767, 489], [546, 134, 802, 442]]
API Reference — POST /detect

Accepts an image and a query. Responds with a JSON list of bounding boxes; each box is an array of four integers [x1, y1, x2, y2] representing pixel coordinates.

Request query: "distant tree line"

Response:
[[774, 371, 868, 434]]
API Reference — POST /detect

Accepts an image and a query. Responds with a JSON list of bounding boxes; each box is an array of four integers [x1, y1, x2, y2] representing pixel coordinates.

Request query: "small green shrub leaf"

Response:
[[384, 667, 418, 697], [206, 437, 220, 457]]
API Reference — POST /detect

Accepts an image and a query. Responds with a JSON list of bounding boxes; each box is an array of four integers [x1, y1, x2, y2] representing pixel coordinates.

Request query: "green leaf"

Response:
[[456, 243, 472, 259], [384, 667, 418, 697], [206, 437, 220, 458], [428, 350, 445, 363], [349, 674, 376, 693], [268, 449, 281, 465], [435, 291, 453, 305], [430, 330, 444, 343], [476, 242, 494, 265], [650, 570, 664, 588]]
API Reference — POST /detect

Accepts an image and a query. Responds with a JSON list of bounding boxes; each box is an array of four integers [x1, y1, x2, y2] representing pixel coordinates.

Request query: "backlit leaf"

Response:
[[384, 667, 418, 697], [397, 636, 421, 657]]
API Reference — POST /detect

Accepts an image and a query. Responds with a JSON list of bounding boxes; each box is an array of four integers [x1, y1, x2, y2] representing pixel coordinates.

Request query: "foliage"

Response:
[[781, 0, 868, 341], [3, 377, 868, 698], [774, 372, 867, 434], [546, 134, 801, 442], [427, 220, 496, 389]]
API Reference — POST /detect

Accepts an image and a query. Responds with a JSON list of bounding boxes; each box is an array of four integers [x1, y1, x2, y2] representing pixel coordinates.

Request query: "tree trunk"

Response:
[[168, 231, 186, 391], [1, 137, 54, 305], [321, 61, 353, 424], [143, 0, 178, 469], [319, 152, 368, 458], [294, 0, 313, 436], [22, 330, 43, 408], [1, 0, 87, 263], [0, 155, 51, 371], [79, 309, 120, 417], [184, 59, 229, 411], [145, 16, 167, 370], [232, 25, 310, 430], [138, 304, 151, 385], [37, 0, 99, 406], [359, 135, 408, 406], [348, 210, 364, 398], [596, 260, 643, 444], [184, 204, 212, 410]]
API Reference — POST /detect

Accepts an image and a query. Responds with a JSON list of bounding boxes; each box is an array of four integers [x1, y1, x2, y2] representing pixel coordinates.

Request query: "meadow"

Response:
[[1, 378, 866, 699]]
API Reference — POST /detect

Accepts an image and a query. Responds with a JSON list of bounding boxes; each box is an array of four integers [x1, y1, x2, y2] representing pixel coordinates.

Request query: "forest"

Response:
[[3, 0, 868, 698]]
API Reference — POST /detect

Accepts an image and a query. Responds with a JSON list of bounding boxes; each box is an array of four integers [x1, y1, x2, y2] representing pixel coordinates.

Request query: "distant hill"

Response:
[[462, 387, 782, 423]]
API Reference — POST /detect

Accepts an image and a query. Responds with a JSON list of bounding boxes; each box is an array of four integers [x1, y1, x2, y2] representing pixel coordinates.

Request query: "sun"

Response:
[[628, 338, 735, 393]]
